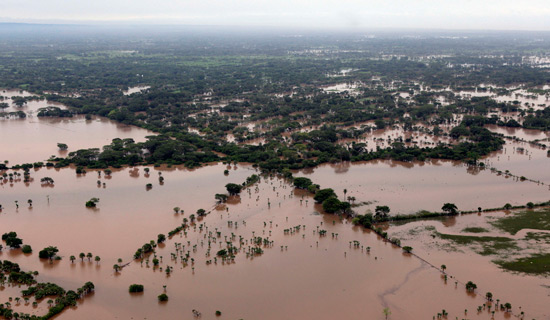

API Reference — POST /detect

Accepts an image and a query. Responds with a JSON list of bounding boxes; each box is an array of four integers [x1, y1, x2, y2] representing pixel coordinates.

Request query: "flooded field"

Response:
[[0, 89, 154, 164], [1, 88, 549, 319], [123, 86, 151, 95], [0, 165, 539, 319], [387, 209, 550, 319], [297, 158, 549, 215]]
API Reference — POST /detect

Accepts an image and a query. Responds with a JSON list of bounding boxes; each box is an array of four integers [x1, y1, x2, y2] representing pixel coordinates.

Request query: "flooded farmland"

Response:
[[296, 158, 549, 215], [1, 26, 550, 320], [1, 164, 542, 319], [0, 90, 154, 165], [1, 100, 549, 319]]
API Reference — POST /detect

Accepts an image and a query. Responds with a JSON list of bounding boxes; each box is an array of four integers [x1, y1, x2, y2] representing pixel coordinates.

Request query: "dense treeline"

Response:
[[39, 117, 503, 172]]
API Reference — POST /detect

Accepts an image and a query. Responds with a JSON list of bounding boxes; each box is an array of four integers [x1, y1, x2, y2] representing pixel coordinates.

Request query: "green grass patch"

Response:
[[409, 225, 436, 235], [496, 254, 550, 274], [490, 209, 550, 235], [461, 227, 489, 233], [524, 232, 550, 242], [436, 232, 518, 256]]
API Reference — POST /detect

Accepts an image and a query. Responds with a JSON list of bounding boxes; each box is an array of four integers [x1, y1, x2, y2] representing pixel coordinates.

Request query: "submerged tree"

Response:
[[38, 246, 59, 260], [225, 183, 243, 196], [57, 143, 68, 151], [158, 293, 168, 302], [441, 203, 458, 215], [374, 205, 390, 219], [465, 281, 477, 292], [85, 198, 100, 208]]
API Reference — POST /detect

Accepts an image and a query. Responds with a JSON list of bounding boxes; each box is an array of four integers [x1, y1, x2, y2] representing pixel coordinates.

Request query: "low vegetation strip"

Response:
[[490, 209, 550, 235], [496, 254, 550, 274]]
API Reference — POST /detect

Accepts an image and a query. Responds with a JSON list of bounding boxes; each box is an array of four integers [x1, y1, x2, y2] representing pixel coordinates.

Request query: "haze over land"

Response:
[[1, 0, 550, 31]]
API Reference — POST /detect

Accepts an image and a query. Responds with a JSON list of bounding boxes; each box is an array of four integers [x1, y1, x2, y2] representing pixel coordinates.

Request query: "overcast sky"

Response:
[[1, 0, 550, 31]]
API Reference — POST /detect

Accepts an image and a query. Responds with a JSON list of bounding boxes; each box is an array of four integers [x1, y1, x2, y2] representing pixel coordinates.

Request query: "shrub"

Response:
[[129, 284, 144, 293], [158, 293, 168, 302]]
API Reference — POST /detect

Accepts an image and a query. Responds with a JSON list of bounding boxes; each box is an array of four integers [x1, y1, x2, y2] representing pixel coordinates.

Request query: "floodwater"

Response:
[[485, 124, 550, 142], [0, 165, 532, 319], [0, 89, 154, 164], [388, 210, 550, 319], [123, 86, 150, 95], [321, 82, 362, 94], [2, 87, 549, 319], [484, 139, 550, 185], [455, 88, 549, 110], [297, 159, 549, 214]]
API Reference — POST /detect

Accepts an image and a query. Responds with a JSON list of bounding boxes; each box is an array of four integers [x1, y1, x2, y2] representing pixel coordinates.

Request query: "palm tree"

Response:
[[113, 264, 120, 273], [87, 252, 93, 261], [383, 307, 391, 319], [70, 255, 76, 263], [79, 252, 85, 262], [441, 264, 447, 273], [95, 256, 101, 265]]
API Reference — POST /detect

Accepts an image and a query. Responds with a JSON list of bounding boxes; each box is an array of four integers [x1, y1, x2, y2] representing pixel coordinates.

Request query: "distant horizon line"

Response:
[[1, 21, 550, 34]]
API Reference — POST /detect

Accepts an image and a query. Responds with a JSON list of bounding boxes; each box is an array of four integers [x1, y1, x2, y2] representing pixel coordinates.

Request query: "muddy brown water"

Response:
[[297, 159, 550, 215], [0, 163, 545, 319], [388, 211, 550, 319], [1, 88, 549, 319], [0, 89, 154, 165]]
